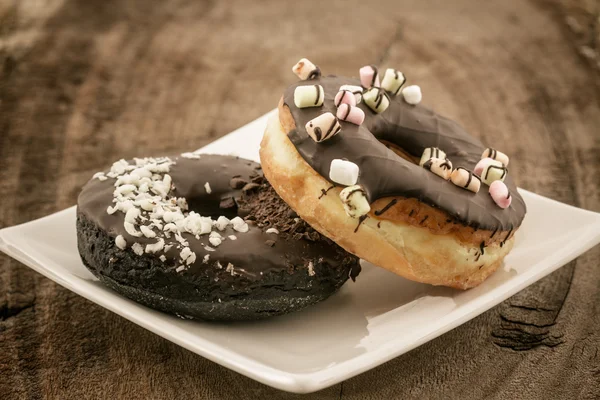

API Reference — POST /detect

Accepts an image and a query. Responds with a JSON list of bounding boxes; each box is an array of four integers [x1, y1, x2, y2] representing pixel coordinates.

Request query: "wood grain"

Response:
[[1, 0, 599, 398]]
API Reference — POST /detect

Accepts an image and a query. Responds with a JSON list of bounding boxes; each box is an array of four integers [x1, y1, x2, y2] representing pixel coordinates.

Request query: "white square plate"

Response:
[[2, 111, 600, 394]]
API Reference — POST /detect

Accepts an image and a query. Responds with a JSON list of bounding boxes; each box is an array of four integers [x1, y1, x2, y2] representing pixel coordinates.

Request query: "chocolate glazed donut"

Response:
[[260, 75, 526, 289], [77, 154, 360, 321]]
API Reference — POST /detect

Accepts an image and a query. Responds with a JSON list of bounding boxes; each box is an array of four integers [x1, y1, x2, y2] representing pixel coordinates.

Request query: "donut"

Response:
[[260, 73, 526, 289], [77, 154, 360, 321]]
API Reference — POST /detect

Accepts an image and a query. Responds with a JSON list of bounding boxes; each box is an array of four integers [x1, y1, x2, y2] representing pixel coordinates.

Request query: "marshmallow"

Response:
[[402, 85, 422, 105], [474, 158, 503, 176], [294, 84, 325, 108], [419, 147, 447, 167], [423, 157, 453, 180], [380, 68, 406, 95], [359, 65, 380, 88], [336, 103, 365, 126], [450, 167, 481, 193], [334, 90, 357, 107], [329, 159, 359, 186], [339, 185, 371, 218], [489, 180, 512, 209], [481, 148, 509, 166], [362, 87, 390, 114], [292, 58, 321, 80], [339, 85, 363, 103], [481, 164, 508, 185], [305, 112, 341, 143]]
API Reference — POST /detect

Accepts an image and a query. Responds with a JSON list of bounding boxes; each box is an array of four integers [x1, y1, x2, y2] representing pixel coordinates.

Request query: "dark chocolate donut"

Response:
[[77, 154, 360, 321]]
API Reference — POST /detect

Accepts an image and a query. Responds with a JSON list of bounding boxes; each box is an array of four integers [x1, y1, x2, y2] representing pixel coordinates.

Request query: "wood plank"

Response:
[[1, 0, 599, 398]]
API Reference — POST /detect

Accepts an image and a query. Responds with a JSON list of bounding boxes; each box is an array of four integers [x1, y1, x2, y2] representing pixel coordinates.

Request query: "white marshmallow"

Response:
[[305, 112, 341, 143], [450, 167, 481, 193], [339, 185, 371, 218], [292, 58, 321, 80], [362, 87, 390, 114], [419, 147, 447, 167], [380, 68, 406, 95], [329, 159, 359, 186], [294, 84, 325, 108], [402, 85, 422, 105], [423, 157, 453, 180], [481, 148, 509, 166]]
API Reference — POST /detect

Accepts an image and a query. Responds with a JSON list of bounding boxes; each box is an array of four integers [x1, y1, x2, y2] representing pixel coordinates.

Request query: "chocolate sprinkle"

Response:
[[354, 215, 368, 233], [374, 198, 398, 216]]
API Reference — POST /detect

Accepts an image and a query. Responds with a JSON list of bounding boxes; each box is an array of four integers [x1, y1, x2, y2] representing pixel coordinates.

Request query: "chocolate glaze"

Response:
[[77, 155, 357, 282], [284, 75, 526, 230]]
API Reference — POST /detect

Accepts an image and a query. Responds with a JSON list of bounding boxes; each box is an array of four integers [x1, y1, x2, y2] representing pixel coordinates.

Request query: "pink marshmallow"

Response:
[[359, 65, 380, 88], [336, 103, 365, 126], [334, 90, 357, 107], [474, 157, 502, 176], [489, 180, 512, 209]]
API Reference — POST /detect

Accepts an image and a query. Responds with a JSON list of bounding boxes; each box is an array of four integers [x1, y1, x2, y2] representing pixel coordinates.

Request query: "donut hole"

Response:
[[380, 140, 419, 165]]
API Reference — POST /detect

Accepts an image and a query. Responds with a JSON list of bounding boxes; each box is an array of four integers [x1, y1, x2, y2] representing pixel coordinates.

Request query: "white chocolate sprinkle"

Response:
[[145, 239, 165, 254], [185, 252, 196, 265], [180, 247, 193, 261], [214, 216, 230, 231], [230, 216, 249, 233], [140, 225, 156, 238], [226, 263, 235, 275], [209, 237, 222, 247], [308, 261, 315, 276], [228, 235, 237, 241], [181, 152, 202, 159], [93, 172, 108, 181], [265, 228, 279, 234], [132, 243, 144, 256], [124, 222, 142, 237], [204, 182, 212, 194], [115, 235, 127, 250]]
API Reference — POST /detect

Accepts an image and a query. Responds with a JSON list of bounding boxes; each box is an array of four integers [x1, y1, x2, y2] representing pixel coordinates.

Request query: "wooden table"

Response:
[[1, 0, 599, 398]]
